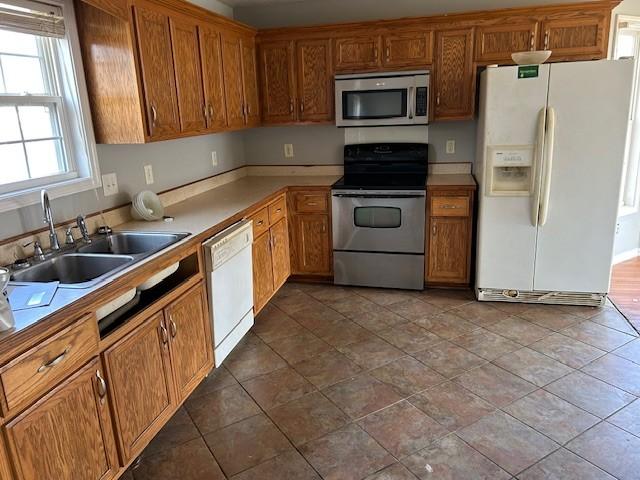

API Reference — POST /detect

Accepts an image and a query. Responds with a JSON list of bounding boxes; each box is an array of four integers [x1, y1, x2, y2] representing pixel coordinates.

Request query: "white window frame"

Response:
[[613, 14, 640, 217], [0, 0, 100, 213]]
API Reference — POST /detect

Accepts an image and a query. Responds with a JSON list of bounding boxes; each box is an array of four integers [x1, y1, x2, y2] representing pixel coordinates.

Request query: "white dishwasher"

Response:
[[203, 220, 254, 365]]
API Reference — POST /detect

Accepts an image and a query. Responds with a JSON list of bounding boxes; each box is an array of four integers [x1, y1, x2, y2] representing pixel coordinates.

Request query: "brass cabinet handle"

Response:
[[150, 105, 157, 127], [300, 100, 304, 113], [386, 46, 390, 59], [436, 94, 441, 106], [307, 202, 318, 206], [257, 220, 264, 226], [160, 323, 169, 345], [169, 315, 177, 338], [289, 99, 294, 114], [38, 347, 70, 373], [530, 32, 535, 51], [276, 208, 282, 213], [544, 31, 550, 50], [441, 204, 461, 209], [208, 104, 214, 119], [432, 225, 437, 236], [373, 46, 378, 59], [96, 370, 107, 399]]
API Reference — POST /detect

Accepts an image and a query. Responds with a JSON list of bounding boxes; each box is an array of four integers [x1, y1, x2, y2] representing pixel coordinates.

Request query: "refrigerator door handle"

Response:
[[539, 107, 556, 226], [531, 108, 547, 226]]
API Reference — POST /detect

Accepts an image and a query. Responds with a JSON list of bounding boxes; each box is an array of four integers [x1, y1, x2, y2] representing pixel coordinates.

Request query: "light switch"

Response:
[[446, 140, 456, 154], [144, 164, 154, 185], [211, 151, 218, 167], [102, 173, 119, 197], [284, 144, 294, 158]]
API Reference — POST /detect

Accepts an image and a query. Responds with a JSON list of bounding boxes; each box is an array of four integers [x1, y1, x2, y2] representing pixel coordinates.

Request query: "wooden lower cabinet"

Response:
[[270, 218, 291, 289], [4, 359, 118, 480], [165, 284, 212, 400], [426, 188, 475, 286], [290, 214, 331, 275], [103, 311, 174, 462], [253, 231, 275, 313]]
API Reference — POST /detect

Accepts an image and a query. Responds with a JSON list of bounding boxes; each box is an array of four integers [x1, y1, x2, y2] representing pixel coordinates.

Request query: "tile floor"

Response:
[[126, 283, 640, 480]]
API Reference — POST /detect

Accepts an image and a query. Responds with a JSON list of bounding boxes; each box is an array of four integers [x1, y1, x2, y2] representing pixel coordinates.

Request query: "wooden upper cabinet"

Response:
[[133, 4, 180, 139], [433, 28, 475, 121], [297, 38, 333, 122], [259, 40, 296, 124], [382, 31, 433, 68], [540, 13, 608, 60], [103, 311, 174, 462], [291, 214, 331, 275], [241, 37, 261, 126], [199, 25, 228, 130], [170, 17, 206, 133], [4, 359, 118, 480], [475, 22, 538, 63], [334, 35, 382, 72], [165, 284, 211, 401], [252, 231, 274, 313], [270, 218, 290, 289], [221, 32, 246, 129]]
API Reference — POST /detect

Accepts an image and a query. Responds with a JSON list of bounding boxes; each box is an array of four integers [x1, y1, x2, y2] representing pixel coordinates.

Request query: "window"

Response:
[[0, 0, 99, 212], [614, 15, 640, 215]]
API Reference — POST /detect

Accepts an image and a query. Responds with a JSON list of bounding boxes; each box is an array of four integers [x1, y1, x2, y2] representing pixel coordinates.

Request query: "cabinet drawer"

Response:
[[268, 196, 286, 224], [0, 314, 98, 412], [292, 192, 328, 213], [249, 207, 270, 237], [431, 196, 470, 217]]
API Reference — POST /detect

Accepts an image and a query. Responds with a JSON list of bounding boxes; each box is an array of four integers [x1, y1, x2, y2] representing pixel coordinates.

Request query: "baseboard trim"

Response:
[[612, 248, 640, 265]]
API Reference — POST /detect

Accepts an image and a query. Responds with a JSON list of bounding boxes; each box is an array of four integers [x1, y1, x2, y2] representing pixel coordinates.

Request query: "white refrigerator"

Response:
[[475, 60, 633, 306]]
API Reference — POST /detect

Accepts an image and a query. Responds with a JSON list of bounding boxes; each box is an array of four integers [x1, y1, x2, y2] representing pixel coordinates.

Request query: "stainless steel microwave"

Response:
[[335, 70, 429, 127]]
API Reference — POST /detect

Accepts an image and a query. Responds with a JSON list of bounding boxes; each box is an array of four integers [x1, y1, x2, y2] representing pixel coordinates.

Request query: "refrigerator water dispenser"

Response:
[[486, 146, 534, 196]]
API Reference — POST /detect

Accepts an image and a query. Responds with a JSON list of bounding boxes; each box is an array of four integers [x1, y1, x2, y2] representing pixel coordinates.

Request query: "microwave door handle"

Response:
[[408, 86, 414, 119]]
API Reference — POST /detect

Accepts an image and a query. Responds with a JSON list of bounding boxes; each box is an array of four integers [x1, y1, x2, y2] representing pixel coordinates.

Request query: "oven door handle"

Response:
[[332, 193, 425, 199]]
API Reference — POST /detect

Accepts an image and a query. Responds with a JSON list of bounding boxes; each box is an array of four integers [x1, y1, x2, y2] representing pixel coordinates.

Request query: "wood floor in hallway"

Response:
[[610, 257, 640, 331]]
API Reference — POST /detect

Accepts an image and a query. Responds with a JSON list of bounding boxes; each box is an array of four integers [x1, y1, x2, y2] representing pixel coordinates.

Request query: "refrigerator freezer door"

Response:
[[534, 60, 633, 293], [476, 64, 550, 291]]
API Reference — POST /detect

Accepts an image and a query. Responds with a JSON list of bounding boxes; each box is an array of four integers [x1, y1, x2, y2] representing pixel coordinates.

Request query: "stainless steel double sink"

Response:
[[11, 232, 189, 289]]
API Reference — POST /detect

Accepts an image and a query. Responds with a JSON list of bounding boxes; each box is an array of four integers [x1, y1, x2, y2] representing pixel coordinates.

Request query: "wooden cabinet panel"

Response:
[[475, 22, 538, 63], [427, 217, 470, 284], [0, 314, 98, 413], [252, 231, 274, 313], [431, 196, 470, 217], [165, 284, 211, 401], [268, 196, 286, 224], [170, 17, 206, 133], [242, 37, 261, 126], [291, 214, 331, 275], [297, 38, 333, 122], [334, 35, 381, 72], [383, 31, 433, 68], [0, 434, 13, 480], [103, 311, 174, 462], [433, 28, 475, 121], [133, 5, 180, 138], [292, 191, 329, 213], [199, 25, 228, 130], [5, 359, 118, 480], [259, 40, 296, 124], [221, 33, 246, 129], [541, 14, 607, 59], [249, 207, 270, 238], [270, 218, 290, 290]]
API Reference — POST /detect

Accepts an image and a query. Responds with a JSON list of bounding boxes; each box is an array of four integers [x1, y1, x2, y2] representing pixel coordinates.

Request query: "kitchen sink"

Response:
[[77, 232, 189, 255], [11, 253, 134, 288]]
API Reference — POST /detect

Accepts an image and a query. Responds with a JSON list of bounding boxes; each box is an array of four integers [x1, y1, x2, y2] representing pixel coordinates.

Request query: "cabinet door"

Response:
[[170, 17, 206, 133], [433, 28, 475, 121], [427, 217, 470, 284], [292, 214, 331, 275], [475, 22, 538, 63], [270, 218, 290, 289], [297, 39, 333, 122], [221, 33, 245, 129], [5, 360, 118, 480], [382, 31, 433, 68], [103, 312, 174, 462], [0, 434, 12, 480], [334, 36, 381, 72], [199, 25, 227, 130], [133, 4, 180, 139], [259, 40, 296, 124], [253, 231, 274, 313], [165, 284, 212, 401], [541, 15, 607, 60], [241, 37, 261, 126]]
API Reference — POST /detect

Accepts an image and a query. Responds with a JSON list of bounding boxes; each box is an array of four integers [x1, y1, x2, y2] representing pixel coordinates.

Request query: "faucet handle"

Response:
[[76, 215, 91, 243], [65, 226, 78, 245], [23, 240, 45, 261]]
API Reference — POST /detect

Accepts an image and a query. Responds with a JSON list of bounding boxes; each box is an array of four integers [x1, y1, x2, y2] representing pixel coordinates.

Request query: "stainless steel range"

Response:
[[332, 143, 428, 290]]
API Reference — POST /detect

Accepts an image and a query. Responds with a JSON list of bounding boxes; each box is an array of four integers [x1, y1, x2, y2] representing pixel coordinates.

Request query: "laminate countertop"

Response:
[[426, 174, 477, 187]]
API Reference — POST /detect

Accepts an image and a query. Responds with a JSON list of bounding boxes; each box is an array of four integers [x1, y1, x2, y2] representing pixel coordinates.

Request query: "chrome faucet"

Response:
[[41, 189, 60, 251]]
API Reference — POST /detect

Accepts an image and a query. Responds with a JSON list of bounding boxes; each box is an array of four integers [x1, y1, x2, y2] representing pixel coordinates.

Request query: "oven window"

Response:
[[342, 89, 407, 119], [354, 207, 402, 228]]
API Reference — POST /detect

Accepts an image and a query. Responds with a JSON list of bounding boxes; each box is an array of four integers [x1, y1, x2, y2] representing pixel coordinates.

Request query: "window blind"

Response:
[[0, 0, 64, 38]]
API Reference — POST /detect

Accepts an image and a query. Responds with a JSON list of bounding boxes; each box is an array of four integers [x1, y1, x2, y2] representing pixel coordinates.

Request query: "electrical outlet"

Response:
[[102, 173, 119, 197], [211, 151, 218, 167], [446, 140, 456, 154], [144, 164, 154, 185], [284, 144, 294, 158]]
